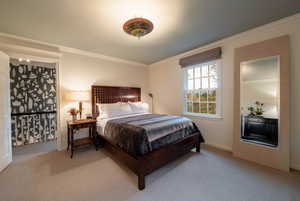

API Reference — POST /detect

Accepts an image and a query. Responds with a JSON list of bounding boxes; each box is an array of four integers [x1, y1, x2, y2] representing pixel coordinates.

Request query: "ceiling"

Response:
[[0, 0, 299, 65]]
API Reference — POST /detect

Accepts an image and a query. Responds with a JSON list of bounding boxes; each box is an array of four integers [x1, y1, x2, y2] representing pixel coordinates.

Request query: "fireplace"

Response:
[[241, 115, 278, 147]]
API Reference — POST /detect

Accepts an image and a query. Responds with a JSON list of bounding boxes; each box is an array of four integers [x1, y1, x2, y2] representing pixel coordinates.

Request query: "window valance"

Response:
[[179, 47, 222, 68]]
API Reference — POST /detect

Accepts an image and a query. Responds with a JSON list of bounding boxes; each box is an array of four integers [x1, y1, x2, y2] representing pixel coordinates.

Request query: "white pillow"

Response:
[[128, 102, 149, 114], [97, 102, 133, 118]]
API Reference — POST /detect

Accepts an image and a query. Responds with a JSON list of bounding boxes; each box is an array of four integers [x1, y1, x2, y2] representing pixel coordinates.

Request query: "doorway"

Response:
[[9, 58, 58, 161]]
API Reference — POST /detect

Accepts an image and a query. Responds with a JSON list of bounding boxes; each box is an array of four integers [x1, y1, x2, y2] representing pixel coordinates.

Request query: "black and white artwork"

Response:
[[10, 60, 57, 146]]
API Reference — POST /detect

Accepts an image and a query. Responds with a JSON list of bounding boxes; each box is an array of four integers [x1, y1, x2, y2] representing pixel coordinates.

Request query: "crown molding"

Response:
[[0, 32, 148, 67], [150, 12, 300, 66], [59, 46, 147, 67], [0, 42, 61, 57]]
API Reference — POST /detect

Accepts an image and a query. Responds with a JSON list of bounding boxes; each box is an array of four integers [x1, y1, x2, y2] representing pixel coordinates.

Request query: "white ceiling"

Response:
[[0, 0, 299, 64]]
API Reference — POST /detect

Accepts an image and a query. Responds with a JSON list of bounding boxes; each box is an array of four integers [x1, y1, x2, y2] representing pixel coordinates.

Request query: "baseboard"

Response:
[[0, 154, 12, 172], [202, 143, 300, 172], [203, 143, 232, 153], [291, 164, 300, 171]]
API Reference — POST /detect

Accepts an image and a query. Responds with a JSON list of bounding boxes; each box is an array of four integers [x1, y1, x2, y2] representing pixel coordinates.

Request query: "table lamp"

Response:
[[67, 91, 89, 119]]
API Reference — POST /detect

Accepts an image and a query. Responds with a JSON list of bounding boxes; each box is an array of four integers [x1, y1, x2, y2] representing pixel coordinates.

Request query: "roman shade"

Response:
[[179, 47, 222, 68]]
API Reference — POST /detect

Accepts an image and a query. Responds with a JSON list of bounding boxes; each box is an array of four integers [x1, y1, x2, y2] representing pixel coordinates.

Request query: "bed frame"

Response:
[[91, 85, 202, 190]]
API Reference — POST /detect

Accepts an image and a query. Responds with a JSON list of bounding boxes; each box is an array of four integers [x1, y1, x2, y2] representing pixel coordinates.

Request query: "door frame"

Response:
[[8, 53, 61, 151], [0, 51, 12, 171]]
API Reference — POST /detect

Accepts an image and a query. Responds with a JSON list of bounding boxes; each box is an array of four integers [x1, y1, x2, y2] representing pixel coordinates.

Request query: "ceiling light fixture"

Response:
[[18, 58, 31, 62], [123, 17, 153, 39]]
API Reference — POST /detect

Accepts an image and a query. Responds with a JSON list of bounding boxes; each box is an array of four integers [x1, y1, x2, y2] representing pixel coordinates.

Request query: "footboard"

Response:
[[139, 133, 200, 175], [99, 132, 201, 190]]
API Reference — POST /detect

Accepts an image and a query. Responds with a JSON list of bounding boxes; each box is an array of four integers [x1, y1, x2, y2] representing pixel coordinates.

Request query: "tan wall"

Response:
[[59, 52, 150, 149], [0, 34, 151, 151], [149, 14, 300, 170]]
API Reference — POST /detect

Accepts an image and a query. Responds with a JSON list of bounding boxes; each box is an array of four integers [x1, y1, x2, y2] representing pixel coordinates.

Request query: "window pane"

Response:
[[188, 79, 194, 90], [187, 102, 193, 112], [209, 64, 217, 77], [187, 92, 193, 101], [184, 60, 219, 116], [195, 78, 201, 89], [208, 90, 216, 101], [193, 103, 200, 113], [193, 91, 200, 101], [188, 69, 193, 79], [200, 103, 208, 113], [208, 103, 216, 114], [195, 67, 201, 78], [201, 77, 208, 89], [200, 90, 208, 102], [202, 65, 208, 77], [209, 76, 217, 89]]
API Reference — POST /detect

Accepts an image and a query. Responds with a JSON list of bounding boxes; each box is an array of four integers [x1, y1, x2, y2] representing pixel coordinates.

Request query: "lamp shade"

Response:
[[67, 91, 89, 102]]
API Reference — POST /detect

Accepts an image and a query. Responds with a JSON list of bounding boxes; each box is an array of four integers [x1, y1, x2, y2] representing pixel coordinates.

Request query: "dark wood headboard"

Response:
[[91, 85, 141, 116]]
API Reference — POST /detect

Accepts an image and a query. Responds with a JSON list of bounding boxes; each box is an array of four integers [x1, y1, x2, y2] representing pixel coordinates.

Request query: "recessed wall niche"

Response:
[[233, 36, 290, 171], [240, 56, 279, 147]]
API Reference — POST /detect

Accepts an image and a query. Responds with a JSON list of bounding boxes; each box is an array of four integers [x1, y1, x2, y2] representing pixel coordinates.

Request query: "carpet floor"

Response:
[[0, 146, 300, 201], [13, 140, 57, 162]]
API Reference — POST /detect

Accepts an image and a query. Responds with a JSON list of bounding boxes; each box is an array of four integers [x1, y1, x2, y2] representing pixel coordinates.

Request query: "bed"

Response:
[[92, 85, 204, 190]]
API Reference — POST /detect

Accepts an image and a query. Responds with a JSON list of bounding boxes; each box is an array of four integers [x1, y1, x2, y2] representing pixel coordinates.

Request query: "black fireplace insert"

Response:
[[241, 115, 278, 147]]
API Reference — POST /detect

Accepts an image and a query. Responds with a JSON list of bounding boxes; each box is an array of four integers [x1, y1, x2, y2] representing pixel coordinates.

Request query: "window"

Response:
[[183, 60, 221, 118]]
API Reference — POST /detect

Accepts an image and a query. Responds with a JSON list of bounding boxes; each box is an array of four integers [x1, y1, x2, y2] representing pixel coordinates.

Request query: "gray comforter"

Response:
[[104, 114, 204, 157]]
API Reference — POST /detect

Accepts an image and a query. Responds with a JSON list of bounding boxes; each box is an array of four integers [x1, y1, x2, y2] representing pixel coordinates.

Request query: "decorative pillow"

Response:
[[97, 102, 133, 118], [128, 102, 149, 114]]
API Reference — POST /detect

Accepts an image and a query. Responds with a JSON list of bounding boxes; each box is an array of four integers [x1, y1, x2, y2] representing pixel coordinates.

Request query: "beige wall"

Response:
[[0, 34, 150, 150], [0, 34, 150, 151], [59, 52, 150, 149], [149, 14, 300, 170]]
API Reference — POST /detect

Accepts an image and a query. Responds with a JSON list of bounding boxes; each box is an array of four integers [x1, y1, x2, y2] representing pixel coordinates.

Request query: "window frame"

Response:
[[182, 59, 222, 119]]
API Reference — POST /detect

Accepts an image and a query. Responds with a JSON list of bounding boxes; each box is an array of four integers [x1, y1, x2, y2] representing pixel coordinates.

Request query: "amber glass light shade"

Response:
[[123, 18, 154, 38]]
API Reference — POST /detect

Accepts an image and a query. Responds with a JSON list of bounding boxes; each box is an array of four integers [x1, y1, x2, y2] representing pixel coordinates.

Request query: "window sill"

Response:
[[183, 112, 222, 120]]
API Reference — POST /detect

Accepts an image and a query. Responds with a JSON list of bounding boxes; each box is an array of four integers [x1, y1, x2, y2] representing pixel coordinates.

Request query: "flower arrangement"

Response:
[[68, 108, 79, 121], [248, 101, 264, 116]]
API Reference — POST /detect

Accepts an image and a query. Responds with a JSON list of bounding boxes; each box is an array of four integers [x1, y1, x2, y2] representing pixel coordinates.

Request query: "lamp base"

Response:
[[79, 101, 83, 119]]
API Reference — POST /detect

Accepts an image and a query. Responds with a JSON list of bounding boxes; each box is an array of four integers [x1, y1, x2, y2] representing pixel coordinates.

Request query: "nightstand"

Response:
[[67, 119, 97, 158]]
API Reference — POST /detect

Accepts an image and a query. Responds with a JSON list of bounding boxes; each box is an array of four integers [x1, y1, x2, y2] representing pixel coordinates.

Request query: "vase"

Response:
[[72, 115, 77, 121]]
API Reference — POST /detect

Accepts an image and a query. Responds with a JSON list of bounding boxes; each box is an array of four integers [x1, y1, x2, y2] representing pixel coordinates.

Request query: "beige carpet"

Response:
[[13, 140, 57, 162], [0, 146, 300, 201]]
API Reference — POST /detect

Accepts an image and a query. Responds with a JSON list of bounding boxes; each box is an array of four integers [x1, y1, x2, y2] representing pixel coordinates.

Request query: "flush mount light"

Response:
[[123, 17, 153, 39]]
